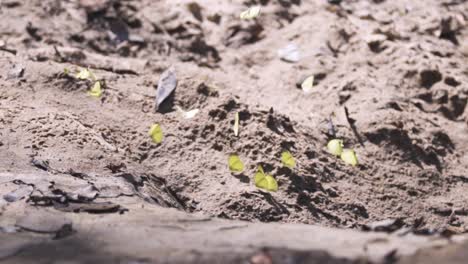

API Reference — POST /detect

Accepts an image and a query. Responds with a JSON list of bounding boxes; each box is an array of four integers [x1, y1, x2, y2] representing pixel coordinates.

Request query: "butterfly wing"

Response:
[[265, 175, 278, 192], [301, 75, 314, 94], [149, 124, 163, 143], [228, 155, 244, 172], [341, 149, 358, 166], [88, 81, 102, 98], [327, 139, 343, 156], [254, 167, 265, 185], [281, 151, 295, 169]]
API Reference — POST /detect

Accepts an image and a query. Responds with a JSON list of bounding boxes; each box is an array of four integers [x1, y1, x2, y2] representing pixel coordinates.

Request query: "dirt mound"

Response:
[[1, 0, 468, 247]]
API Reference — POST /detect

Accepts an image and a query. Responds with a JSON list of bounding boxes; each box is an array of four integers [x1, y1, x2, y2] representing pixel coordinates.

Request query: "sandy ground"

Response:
[[1, 0, 468, 263]]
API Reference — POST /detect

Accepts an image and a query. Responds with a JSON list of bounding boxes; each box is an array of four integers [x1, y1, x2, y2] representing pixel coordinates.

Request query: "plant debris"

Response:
[[155, 67, 177, 111], [233, 112, 240, 137]]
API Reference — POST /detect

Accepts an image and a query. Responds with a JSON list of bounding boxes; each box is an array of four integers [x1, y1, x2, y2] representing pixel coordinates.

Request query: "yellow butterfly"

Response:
[[281, 151, 295, 169], [327, 139, 343, 156], [88, 81, 102, 98], [341, 149, 358, 166], [148, 124, 163, 144], [228, 154, 244, 173], [254, 166, 278, 192], [76, 68, 96, 81]]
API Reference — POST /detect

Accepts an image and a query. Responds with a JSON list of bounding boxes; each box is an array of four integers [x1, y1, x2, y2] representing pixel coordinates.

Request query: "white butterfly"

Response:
[[240, 6, 261, 20]]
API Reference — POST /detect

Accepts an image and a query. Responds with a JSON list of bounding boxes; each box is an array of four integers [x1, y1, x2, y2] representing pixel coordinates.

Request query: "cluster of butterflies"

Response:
[[233, 6, 358, 193], [228, 150, 295, 192], [227, 136, 358, 193], [75, 68, 103, 98], [72, 6, 359, 193], [327, 139, 358, 166]]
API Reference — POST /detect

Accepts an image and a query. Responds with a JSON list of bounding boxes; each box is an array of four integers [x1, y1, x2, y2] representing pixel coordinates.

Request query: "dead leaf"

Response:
[[187, 2, 203, 22], [156, 67, 177, 110]]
